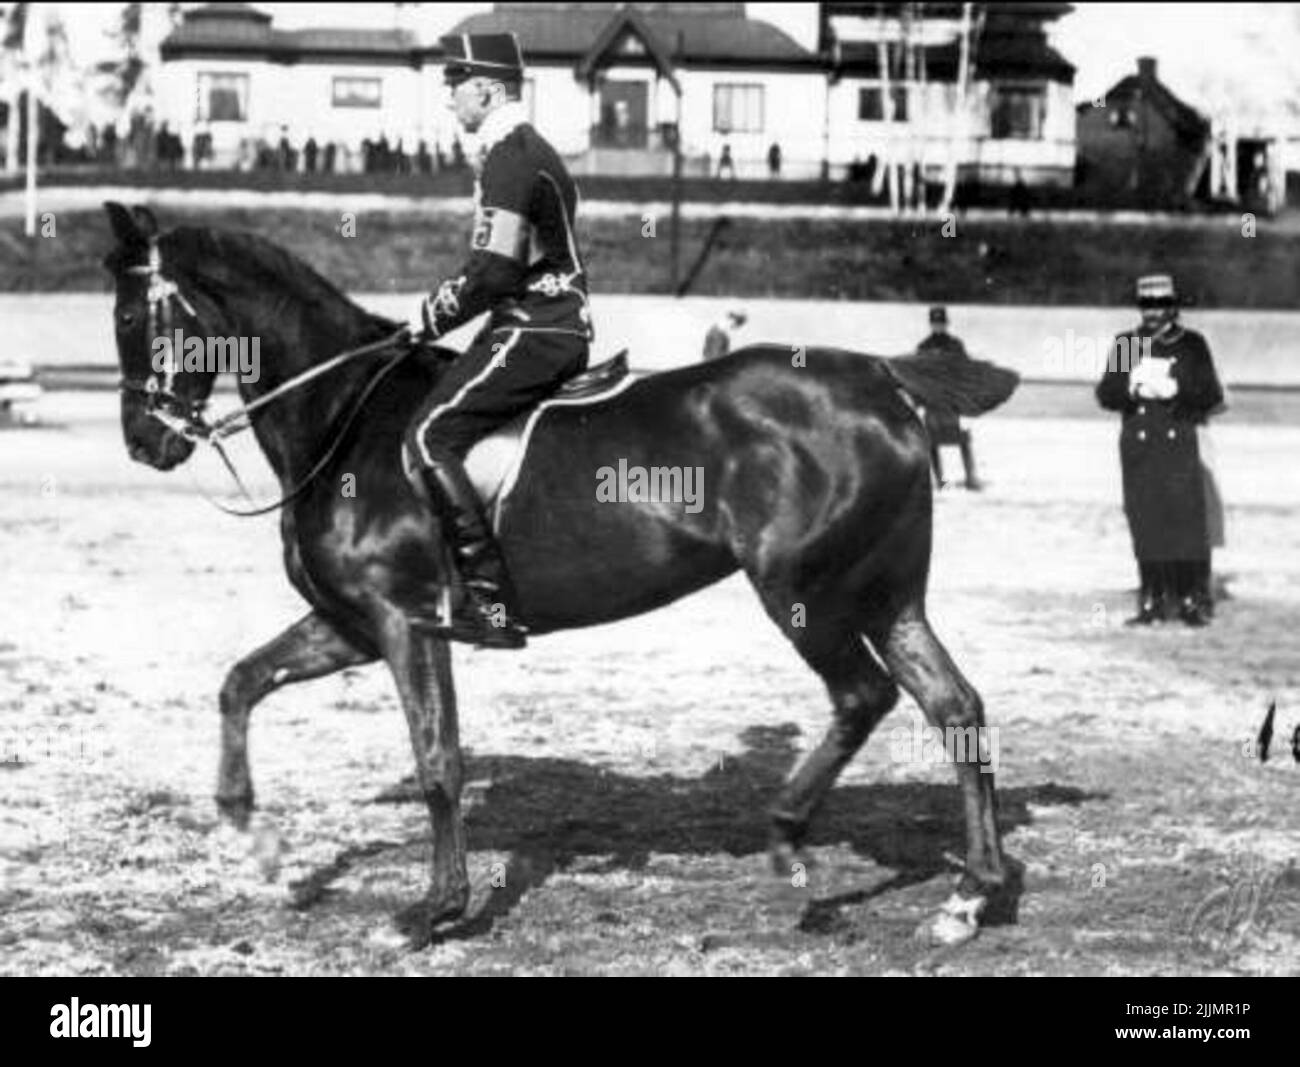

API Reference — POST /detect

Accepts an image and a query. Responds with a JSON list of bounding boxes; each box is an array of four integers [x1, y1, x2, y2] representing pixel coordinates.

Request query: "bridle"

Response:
[[118, 239, 414, 516], [119, 242, 205, 439]]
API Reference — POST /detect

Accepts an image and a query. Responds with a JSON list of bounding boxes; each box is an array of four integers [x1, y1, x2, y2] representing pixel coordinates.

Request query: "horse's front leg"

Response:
[[218, 610, 375, 828], [374, 607, 468, 932]]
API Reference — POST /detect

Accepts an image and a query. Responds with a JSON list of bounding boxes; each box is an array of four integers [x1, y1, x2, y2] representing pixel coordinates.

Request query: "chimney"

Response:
[[1137, 56, 1156, 81]]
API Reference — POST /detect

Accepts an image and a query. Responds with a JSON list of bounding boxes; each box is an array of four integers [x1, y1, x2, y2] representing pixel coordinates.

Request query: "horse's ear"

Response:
[[104, 201, 146, 248], [131, 204, 160, 240]]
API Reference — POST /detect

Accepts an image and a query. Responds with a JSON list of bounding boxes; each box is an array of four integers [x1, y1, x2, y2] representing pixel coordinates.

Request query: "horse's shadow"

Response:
[[291, 723, 1102, 944]]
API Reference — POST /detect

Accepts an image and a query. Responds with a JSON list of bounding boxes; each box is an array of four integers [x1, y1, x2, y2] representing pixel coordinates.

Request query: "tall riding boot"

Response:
[[1125, 560, 1161, 626], [416, 459, 528, 649]]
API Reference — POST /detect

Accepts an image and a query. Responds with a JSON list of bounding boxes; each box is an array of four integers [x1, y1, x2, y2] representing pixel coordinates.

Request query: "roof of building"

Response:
[[574, 7, 683, 91], [823, 2, 1073, 23], [162, 4, 416, 60], [442, 3, 819, 67], [836, 34, 1075, 83], [1099, 69, 1209, 138]]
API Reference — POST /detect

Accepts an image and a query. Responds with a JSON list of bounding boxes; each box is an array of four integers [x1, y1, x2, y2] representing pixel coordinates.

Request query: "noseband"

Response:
[[119, 243, 210, 441]]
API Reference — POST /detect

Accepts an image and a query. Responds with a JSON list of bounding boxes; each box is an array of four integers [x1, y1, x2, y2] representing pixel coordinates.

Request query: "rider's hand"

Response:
[[419, 295, 442, 342]]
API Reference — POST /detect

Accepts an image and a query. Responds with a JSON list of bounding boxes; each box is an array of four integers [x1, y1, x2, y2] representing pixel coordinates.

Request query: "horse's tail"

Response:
[[882, 351, 1020, 416]]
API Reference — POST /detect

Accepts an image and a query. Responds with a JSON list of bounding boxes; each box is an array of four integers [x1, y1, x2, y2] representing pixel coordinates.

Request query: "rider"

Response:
[[405, 32, 592, 649]]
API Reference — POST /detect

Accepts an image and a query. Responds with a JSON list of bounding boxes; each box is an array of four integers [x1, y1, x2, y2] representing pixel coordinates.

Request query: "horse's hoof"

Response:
[[249, 816, 285, 883], [769, 841, 814, 880], [917, 892, 985, 947], [427, 890, 469, 929], [394, 888, 469, 948], [768, 812, 810, 879], [216, 795, 254, 832]]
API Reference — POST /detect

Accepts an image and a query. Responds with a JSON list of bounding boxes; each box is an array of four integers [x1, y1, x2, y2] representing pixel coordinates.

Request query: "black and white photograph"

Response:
[[1, 0, 1297, 1004]]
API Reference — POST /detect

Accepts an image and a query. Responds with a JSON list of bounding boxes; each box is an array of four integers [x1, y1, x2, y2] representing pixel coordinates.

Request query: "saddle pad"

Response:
[[465, 373, 639, 530]]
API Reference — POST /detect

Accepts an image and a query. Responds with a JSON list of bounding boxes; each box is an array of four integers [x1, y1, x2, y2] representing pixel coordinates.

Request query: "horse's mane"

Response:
[[164, 226, 398, 342]]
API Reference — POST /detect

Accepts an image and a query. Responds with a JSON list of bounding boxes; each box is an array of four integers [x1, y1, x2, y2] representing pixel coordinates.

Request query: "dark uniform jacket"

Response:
[[918, 331, 969, 442], [1095, 323, 1223, 560], [425, 104, 592, 341]]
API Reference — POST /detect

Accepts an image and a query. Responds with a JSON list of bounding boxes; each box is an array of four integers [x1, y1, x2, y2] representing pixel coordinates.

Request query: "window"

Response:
[[858, 86, 908, 122], [713, 83, 764, 134], [196, 72, 249, 123], [332, 77, 382, 109], [990, 85, 1046, 140]]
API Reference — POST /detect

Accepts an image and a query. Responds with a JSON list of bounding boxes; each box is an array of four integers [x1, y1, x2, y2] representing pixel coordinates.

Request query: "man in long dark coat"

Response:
[[919, 306, 982, 490], [1096, 274, 1224, 626]]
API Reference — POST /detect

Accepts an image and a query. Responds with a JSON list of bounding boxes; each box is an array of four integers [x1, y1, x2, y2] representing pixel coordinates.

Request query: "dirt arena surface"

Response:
[[2, 393, 1297, 976]]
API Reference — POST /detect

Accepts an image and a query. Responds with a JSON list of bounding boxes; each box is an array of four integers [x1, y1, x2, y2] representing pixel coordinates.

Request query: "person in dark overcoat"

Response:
[[1096, 274, 1224, 626], [918, 306, 982, 490]]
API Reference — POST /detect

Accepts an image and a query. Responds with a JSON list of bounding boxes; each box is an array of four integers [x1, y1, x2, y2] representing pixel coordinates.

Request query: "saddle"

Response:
[[464, 350, 634, 526]]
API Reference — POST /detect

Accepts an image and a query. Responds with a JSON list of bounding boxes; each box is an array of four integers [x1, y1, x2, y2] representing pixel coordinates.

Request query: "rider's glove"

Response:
[[419, 295, 442, 342], [419, 276, 467, 342]]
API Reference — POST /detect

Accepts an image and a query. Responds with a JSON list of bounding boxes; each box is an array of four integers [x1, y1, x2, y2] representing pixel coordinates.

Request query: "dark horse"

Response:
[[103, 202, 1017, 946]]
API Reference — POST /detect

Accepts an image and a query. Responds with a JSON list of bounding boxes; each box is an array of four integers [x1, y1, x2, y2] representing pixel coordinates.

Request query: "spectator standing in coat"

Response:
[[918, 306, 982, 490], [717, 143, 736, 180], [1095, 274, 1225, 626]]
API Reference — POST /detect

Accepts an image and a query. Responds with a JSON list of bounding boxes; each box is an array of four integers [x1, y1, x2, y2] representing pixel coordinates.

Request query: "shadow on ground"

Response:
[[290, 723, 1100, 943]]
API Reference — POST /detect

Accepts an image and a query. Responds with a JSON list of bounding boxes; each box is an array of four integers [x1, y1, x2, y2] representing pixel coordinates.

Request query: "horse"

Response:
[[102, 201, 1018, 946]]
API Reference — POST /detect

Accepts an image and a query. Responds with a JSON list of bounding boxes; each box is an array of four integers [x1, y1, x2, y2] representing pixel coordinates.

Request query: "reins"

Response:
[[194, 333, 413, 517]]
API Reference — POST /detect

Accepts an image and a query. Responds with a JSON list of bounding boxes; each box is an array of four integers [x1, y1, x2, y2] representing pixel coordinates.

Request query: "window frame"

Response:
[[195, 71, 250, 124], [989, 82, 1048, 141], [712, 82, 765, 135], [331, 76, 383, 110], [857, 84, 909, 123]]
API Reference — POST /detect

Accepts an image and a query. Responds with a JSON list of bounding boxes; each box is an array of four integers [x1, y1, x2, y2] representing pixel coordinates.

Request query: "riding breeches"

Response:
[[405, 326, 589, 466]]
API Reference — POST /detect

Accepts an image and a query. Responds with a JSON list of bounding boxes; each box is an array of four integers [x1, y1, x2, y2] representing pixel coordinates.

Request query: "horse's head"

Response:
[[103, 201, 219, 471]]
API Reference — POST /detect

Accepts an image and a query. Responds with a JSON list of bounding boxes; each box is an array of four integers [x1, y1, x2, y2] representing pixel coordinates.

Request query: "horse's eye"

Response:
[[118, 311, 136, 329]]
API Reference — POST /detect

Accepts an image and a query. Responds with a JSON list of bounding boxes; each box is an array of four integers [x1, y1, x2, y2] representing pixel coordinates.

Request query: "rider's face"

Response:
[[1139, 302, 1175, 331], [448, 78, 497, 133]]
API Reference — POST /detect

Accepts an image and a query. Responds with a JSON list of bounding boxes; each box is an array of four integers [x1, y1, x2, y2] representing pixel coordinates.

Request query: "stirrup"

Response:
[[424, 590, 528, 649], [407, 583, 528, 648]]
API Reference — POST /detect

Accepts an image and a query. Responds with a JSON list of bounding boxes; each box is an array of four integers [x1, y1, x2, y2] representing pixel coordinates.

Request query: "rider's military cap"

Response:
[[1135, 274, 1178, 305], [440, 33, 526, 86]]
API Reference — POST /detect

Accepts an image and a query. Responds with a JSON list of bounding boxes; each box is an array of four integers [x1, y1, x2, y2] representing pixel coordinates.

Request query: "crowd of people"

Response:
[[221, 128, 467, 176], [71, 118, 470, 177]]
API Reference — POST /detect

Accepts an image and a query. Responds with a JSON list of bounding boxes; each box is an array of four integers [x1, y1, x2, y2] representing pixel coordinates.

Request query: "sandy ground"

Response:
[[1, 394, 1298, 976]]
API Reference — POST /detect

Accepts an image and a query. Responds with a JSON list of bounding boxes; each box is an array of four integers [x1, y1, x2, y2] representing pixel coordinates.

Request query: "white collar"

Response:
[[474, 102, 528, 155]]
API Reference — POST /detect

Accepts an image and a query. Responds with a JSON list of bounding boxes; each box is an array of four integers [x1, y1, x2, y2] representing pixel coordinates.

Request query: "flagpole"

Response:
[[23, 1, 39, 238]]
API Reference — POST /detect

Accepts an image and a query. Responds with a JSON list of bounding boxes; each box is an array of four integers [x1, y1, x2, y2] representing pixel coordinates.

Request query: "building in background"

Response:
[[157, 2, 829, 178], [445, 2, 825, 178], [153, 2, 1080, 187], [821, 2, 1077, 193], [157, 3, 425, 171], [1075, 56, 1211, 210], [1076, 54, 1291, 215]]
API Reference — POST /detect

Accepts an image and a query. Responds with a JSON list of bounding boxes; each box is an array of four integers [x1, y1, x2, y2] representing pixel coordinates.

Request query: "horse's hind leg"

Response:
[[753, 600, 900, 872], [218, 610, 375, 829], [877, 603, 1005, 944]]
